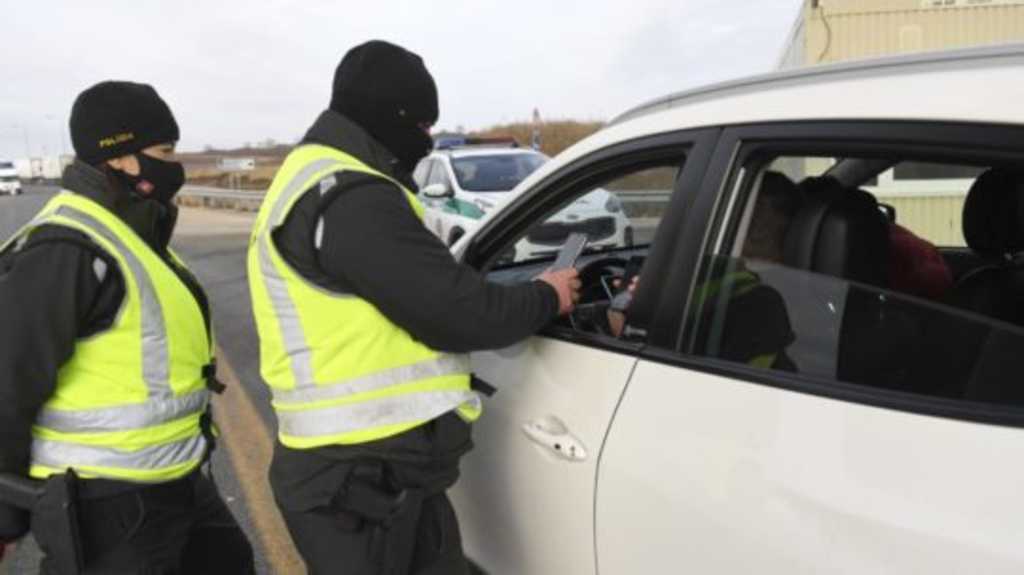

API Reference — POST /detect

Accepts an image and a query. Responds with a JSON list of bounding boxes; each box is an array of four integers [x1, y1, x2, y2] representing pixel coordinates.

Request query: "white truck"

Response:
[[0, 161, 22, 196], [15, 156, 71, 183]]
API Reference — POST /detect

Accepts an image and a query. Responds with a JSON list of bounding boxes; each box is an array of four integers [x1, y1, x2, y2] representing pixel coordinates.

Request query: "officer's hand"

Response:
[[536, 268, 581, 315]]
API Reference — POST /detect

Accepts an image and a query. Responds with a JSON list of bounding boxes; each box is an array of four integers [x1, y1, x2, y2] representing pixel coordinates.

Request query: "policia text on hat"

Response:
[[250, 40, 581, 573], [0, 82, 255, 573]]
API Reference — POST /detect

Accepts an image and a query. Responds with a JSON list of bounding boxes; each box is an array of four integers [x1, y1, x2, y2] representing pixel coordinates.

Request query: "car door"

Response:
[[595, 121, 1024, 574], [450, 129, 717, 574]]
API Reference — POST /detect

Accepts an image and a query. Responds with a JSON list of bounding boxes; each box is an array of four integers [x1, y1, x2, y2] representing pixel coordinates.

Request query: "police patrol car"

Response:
[[413, 137, 632, 251]]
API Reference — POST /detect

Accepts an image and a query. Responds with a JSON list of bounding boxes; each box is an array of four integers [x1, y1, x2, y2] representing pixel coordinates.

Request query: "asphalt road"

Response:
[[0, 185, 292, 574]]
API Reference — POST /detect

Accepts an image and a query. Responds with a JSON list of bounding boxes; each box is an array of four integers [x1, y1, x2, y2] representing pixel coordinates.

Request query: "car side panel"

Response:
[[451, 339, 637, 574], [596, 360, 1024, 574]]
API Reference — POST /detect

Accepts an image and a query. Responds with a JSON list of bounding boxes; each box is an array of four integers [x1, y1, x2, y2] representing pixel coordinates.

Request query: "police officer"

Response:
[[249, 40, 579, 574], [0, 81, 254, 573]]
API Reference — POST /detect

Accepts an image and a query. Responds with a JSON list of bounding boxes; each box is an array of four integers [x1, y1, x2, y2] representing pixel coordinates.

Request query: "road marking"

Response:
[[213, 347, 306, 574]]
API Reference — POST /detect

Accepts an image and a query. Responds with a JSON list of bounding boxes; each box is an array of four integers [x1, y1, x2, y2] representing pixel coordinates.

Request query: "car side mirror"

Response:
[[422, 183, 453, 199]]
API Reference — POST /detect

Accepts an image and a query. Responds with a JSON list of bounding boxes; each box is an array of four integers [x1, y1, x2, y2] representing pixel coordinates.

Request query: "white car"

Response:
[[413, 142, 632, 249], [0, 161, 22, 196], [509, 187, 633, 264], [450, 44, 1024, 574]]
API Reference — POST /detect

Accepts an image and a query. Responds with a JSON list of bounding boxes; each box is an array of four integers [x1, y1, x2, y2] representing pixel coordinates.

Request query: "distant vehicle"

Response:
[[413, 138, 632, 249], [0, 161, 22, 196], [19, 156, 72, 182]]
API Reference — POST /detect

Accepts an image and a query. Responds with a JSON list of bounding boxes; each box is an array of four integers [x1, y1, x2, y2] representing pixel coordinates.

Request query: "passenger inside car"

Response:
[[888, 222, 954, 301], [793, 174, 954, 302]]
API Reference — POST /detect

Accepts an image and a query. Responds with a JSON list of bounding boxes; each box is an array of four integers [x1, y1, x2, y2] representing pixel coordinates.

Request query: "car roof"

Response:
[[435, 148, 544, 160], [506, 43, 1024, 198], [612, 42, 1024, 126], [453, 43, 1024, 257]]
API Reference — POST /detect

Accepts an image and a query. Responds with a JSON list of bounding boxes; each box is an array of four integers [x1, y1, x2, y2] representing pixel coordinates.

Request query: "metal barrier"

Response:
[[179, 186, 264, 201], [177, 186, 674, 211], [612, 190, 672, 204], [177, 186, 266, 211]]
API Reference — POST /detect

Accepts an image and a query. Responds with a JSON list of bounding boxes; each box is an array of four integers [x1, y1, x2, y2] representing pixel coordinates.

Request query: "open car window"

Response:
[[493, 165, 679, 268], [482, 152, 689, 345]]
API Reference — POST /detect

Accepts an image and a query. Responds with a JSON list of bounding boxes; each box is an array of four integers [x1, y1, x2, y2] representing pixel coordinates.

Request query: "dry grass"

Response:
[[472, 120, 604, 157], [186, 165, 279, 189], [181, 119, 607, 189]]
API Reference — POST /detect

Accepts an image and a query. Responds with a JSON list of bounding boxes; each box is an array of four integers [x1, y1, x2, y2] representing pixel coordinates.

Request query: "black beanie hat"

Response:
[[330, 40, 439, 129], [70, 81, 180, 166], [329, 41, 438, 173]]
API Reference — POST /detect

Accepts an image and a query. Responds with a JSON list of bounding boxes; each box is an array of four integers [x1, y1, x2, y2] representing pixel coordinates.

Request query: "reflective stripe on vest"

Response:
[[250, 145, 478, 449], [693, 268, 779, 369], [2, 192, 212, 482]]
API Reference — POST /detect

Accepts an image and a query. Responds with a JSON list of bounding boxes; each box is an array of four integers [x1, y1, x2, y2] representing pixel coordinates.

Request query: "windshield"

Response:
[[0, 162, 13, 170], [451, 153, 546, 192]]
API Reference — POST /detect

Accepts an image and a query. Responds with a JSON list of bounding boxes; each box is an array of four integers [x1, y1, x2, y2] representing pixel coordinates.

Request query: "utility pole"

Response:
[[531, 108, 542, 151]]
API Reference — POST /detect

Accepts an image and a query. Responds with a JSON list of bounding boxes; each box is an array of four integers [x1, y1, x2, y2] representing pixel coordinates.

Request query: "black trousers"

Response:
[[35, 467, 255, 575], [270, 413, 473, 575]]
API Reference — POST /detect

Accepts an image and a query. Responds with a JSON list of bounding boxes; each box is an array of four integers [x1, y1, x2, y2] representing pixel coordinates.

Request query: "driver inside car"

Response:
[[606, 171, 798, 371]]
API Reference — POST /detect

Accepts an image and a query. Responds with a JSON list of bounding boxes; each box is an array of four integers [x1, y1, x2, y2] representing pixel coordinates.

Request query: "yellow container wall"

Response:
[[875, 194, 967, 247], [788, 0, 1024, 66]]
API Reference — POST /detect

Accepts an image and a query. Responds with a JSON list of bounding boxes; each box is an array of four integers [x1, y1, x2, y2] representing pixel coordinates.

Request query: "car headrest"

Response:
[[784, 176, 889, 286], [962, 168, 1024, 256], [759, 171, 802, 210]]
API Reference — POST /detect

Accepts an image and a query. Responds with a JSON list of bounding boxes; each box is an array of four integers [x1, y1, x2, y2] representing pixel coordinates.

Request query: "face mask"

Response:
[[122, 153, 185, 204], [371, 122, 434, 175]]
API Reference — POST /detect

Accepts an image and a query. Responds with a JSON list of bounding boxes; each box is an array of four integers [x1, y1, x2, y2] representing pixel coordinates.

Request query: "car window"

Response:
[[685, 146, 1024, 409], [451, 153, 546, 192], [495, 164, 678, 267]]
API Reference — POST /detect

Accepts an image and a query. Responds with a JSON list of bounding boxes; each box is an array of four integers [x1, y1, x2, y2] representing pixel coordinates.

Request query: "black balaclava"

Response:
[[329, 40, 439, 174], [70, 81, 185, 204], [115, 153, 186, 204]]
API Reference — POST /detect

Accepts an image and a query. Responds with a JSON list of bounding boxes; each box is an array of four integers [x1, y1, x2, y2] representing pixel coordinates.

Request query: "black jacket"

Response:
[[273, 110, 559, 353], [0, 162, 210, 478], [269, 112, 558, 511]]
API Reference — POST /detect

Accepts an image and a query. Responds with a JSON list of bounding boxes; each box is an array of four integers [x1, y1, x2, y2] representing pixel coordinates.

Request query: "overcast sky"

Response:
[[0, 0, 801, 159]]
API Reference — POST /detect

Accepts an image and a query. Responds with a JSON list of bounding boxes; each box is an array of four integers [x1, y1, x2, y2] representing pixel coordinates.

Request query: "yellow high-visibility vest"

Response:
[[248, 144, 479, 449], [0, 192, 213, 482]]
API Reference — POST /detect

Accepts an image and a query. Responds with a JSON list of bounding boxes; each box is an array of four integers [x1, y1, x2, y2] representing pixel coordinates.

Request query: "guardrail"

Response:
[[179, 186, 264, 201], [177, 186, 266, 211], [176, 186, 674, 212], [613, 190, 672, 204]]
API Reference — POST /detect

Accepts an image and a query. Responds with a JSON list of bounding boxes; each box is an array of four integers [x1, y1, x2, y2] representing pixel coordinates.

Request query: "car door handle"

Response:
[[521, 416, 588, 462]]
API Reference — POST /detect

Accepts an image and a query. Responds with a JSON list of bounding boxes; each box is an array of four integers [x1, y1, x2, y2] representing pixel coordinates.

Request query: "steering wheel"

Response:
[[564, 256, 629, 336], [577, 256, 629, 304]]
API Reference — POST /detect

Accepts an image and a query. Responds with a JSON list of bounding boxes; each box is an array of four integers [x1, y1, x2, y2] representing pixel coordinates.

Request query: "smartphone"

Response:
[[551, 232, 589, 270], [609, 256, 644, 312], [618, 256, 643, 293]]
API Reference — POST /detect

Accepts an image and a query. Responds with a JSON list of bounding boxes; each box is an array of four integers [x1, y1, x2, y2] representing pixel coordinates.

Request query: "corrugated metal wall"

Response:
[[800, 0, 1024, 65], [873, 193, 967, 246], [776, 1, 1024, 245]]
